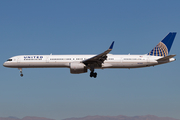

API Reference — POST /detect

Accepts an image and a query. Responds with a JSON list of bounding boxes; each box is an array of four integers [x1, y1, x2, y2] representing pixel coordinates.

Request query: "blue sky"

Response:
[[0, 0, 180, 120]]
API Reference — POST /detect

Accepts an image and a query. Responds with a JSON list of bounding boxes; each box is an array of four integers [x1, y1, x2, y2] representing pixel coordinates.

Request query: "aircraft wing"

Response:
[[82, 41, 114, 66], [156, 54, 176, 61]]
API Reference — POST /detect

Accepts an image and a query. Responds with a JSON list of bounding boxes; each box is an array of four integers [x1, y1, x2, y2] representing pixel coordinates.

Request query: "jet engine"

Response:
[[70, 62, 87, 74]]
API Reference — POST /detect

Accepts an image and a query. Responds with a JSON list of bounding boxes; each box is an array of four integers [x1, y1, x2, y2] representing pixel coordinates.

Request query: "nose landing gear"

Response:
[[18, 68, 23, 77]]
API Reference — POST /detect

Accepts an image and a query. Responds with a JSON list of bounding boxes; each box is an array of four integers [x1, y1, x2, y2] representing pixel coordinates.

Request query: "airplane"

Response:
[[3, 32, 176, 78]]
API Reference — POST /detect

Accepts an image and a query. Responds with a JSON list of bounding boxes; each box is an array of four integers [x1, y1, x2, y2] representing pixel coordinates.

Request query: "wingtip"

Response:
[[109, 41, 114, 50]]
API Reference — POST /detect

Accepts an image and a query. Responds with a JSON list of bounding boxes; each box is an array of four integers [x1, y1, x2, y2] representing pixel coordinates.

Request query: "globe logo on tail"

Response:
[[148, 42, 168, 56]]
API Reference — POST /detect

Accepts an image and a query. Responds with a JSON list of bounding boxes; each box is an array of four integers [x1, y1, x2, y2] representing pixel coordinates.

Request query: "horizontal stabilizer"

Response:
[[157, 54, 176, 61]]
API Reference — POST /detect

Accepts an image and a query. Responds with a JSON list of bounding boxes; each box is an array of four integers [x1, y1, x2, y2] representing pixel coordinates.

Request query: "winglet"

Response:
[[109, 41, 114, 50], [83, 41, 115, 65]]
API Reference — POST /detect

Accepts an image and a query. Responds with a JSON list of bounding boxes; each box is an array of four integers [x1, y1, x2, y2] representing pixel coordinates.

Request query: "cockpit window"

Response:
[[7, 59, 12, 61]]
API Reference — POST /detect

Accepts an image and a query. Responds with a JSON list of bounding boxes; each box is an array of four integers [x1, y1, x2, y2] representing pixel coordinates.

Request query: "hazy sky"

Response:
[[0, 0, 180, 120]]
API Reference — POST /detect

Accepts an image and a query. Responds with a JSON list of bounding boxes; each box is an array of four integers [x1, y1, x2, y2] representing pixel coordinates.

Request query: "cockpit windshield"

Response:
[[7, 59, 12, 61]]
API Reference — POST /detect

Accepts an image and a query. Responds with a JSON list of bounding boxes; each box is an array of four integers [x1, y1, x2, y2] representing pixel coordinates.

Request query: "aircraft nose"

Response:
[[3, 62, 7, 67]]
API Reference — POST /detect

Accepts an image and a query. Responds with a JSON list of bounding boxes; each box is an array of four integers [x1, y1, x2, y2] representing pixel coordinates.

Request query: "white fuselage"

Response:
[[3, 54, 175, 69], [3, 33, 176, 77]]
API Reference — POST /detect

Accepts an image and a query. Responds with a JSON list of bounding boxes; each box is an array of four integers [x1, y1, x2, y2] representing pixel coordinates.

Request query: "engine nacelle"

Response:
[[70, 62, 87, 74]]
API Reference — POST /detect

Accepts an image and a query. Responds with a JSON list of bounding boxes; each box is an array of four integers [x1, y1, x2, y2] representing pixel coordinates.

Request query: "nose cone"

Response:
[[3, 62, 7, 67], [3, 62, 10, 67]]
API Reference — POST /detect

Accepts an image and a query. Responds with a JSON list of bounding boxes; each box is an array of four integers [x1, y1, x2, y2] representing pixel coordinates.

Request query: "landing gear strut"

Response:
[[19, 68, 23, 77]]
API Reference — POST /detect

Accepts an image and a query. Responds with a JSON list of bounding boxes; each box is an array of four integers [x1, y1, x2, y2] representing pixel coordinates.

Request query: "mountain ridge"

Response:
[[62, 115, 180, 120], [0, 116, 54, 120], [0, 115, 179, 120]]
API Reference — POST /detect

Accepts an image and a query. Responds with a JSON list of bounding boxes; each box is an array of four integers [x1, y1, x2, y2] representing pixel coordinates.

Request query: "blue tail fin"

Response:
[[147, 32, 176, 56]]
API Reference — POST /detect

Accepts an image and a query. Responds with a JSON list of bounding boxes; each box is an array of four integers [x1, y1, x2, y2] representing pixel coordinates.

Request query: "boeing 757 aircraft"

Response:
[[3, 32, 176, 78]]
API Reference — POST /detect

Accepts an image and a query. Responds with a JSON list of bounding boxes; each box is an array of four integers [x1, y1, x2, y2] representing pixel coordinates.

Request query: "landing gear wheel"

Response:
[[20, 74, 23, 77], [90, 72, 97, 78], [94, 72, 97, 78], [90, 72, 93, 77], [90, 73, 93, 77]]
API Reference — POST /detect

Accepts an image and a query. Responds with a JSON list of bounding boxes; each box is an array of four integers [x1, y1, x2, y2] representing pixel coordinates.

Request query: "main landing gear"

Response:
[[89, 67, 97, 78], [19, 68, 23, 77]]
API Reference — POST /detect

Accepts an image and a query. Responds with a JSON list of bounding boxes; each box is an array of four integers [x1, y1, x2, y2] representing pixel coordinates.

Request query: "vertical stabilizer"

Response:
[[147, 32, 176, 56]]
